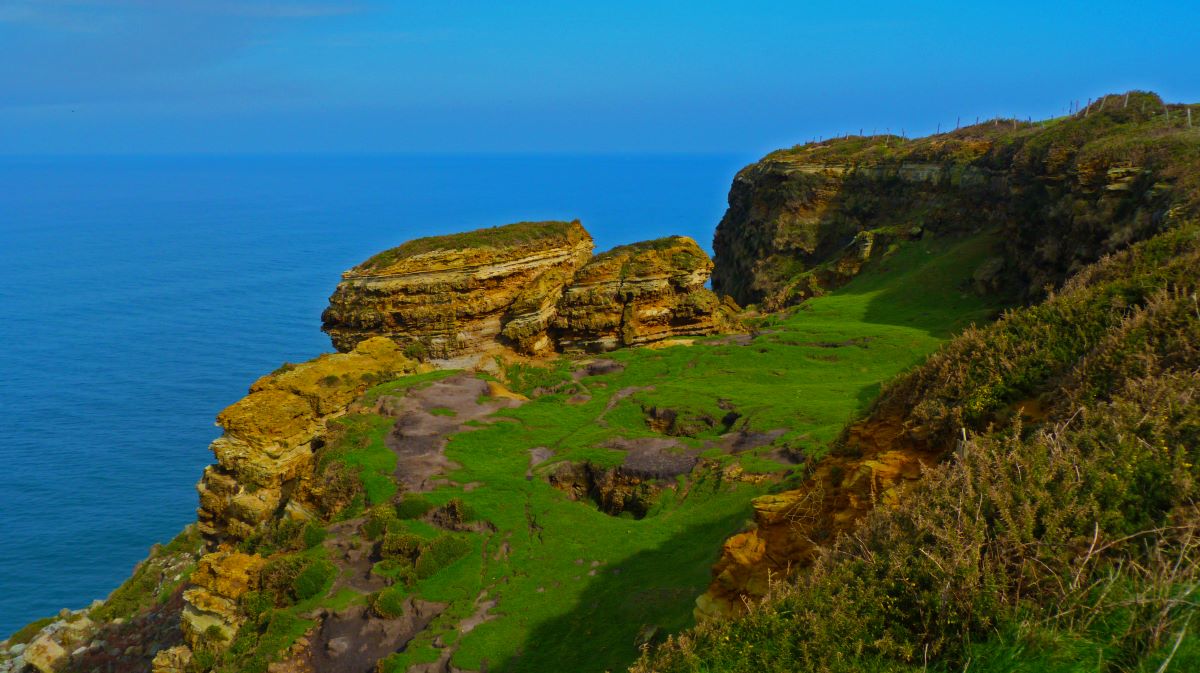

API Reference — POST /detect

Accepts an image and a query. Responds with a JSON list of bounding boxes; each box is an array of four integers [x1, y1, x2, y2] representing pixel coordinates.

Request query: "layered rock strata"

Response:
[[196, 337, 416, 543], [180, 551, 267, 646], [322, 220, 595, 357], [553, 236, 740, 352], [714, 91, 1194, 308], [324, 223, 740, 358]]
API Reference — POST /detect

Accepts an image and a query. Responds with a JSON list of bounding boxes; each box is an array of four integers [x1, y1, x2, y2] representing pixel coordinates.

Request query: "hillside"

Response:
[[2, 91, 1198, 673]]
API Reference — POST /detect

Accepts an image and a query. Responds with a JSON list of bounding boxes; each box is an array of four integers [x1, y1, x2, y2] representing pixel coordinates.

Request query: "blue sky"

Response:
[[1, 0, 1197, 154]]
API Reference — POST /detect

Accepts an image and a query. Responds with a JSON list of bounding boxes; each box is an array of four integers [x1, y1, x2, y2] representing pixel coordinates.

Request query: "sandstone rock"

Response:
[[181, 551, 267, 648], [150, 645, 192, 673], [553, 236, 739, 351], [23, 637, 66, 673], [323, 220, 594, 357], [323, 223, 741, 359], [197, 337, 415, 542], [697, 410, 938, 619]]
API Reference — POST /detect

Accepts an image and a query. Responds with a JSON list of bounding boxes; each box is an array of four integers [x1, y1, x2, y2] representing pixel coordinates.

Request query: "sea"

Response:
[[0, 153, 749, 636]]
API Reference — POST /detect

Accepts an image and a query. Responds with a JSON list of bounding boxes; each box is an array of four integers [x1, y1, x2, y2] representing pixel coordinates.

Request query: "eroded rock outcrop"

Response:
[[197, 337, 416, 543], [714, 91, 1195, 309], [324, 223, 740, 358], [696, 409, 940, 619], [322, 220, 595, 358], [553, 236, 740, 352], [180, 551, 267, 646]]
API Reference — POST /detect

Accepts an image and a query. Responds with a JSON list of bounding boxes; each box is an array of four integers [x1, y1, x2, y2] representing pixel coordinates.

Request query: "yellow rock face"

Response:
[[197, 337, 415, 543], [151, 646, 193, 673], [696, 409, 939, 620], [23, 637, 67, 673], [181, 551, 267, 647], [322, 220, 595, 357], [553, 236, 741, 352], [323, 223, 742, 358]]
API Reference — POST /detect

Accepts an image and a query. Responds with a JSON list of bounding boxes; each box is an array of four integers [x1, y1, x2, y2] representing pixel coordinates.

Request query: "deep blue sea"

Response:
[[0, 153, 747, 635]]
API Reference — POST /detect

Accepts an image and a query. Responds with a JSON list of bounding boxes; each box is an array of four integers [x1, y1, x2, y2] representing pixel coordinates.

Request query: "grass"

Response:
[[634, 223, 1200, 673], [356, 220, 585, 272], [302, 231, 1002, 673], [320, 414, 400, 506]]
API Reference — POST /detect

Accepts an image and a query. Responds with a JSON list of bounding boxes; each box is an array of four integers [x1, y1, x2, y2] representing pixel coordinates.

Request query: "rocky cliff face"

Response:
[[713, 91, 1197, 309], [322, 220, 595, 358], [325, 223, 739, 358], [196, 337, 417, 544], [553, 236, 739, 351]]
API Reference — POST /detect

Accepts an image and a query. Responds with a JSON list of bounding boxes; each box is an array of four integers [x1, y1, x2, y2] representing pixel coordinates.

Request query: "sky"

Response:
[[1, 0, 1197, 155]]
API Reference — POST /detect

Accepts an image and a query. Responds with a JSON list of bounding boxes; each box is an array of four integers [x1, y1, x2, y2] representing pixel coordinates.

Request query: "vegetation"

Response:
[[635, 224, 1200, 672], [356, 220, 586, 272], [89, 525, 203, 622]]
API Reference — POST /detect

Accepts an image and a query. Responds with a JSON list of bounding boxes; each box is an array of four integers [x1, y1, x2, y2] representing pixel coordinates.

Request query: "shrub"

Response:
[[379, 533, 424, 563], [363, 505, 399, 540], [415, 534, 471, 579], [292, 559, 336, 602], [395, 494, 435, 520], [260, 555, 335, 606], [372, 585, 410, 618], [301, 523, 326, 549]]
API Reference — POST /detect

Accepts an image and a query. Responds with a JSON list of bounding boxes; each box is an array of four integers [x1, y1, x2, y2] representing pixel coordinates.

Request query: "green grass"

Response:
[[317, 233, 1001, 673], [266, 231, 1003, 673], [320, 414, 399, 505], [356, 220, 584, 272], [362, 368, 459, 404]]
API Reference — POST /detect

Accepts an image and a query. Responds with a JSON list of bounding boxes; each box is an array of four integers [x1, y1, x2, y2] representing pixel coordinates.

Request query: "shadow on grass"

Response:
[[497, 508, 749, 673], [831, 233, 1008, 339]]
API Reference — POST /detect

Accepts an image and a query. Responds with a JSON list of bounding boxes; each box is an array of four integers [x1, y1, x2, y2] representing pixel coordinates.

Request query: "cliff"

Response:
[[713, 91, 1199, 309], [196, 337, 417, 543]]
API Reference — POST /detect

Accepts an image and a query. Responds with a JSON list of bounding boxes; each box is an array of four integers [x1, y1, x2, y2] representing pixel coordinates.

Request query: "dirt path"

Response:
[[377, 373, 523, 492]]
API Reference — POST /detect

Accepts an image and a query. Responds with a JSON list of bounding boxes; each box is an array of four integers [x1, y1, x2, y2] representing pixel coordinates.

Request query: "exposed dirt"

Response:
[[377, 374, 523, 492], [525, 447, 555, 480], [594, 385, 651, 427], [709, 428, 788, 454], [604, 437, 697, 479], [573, 359, 626, 380], [307, 601, 446, 673], [323, 519, 387, 595]]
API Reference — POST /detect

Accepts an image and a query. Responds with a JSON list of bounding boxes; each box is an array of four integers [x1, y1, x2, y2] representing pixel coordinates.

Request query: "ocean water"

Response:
[[0, 153, 747, 636]]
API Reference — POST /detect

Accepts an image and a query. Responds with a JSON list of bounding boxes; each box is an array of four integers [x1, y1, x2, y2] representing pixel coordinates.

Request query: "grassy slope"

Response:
[[340, 232, 999, 673], [634, 224, 1200, 673]]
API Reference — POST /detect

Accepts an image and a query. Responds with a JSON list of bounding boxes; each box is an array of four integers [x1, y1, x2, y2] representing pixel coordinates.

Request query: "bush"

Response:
[[292, 559, 336, 601], [372, 559, 419, 588], [260, 555, 336, 606], [415, 534, 471, 579], [372, 585, 409, 618], [301, 523, 327, 549], [379, 533, 424, 563], [395, 495, 435, 520]]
